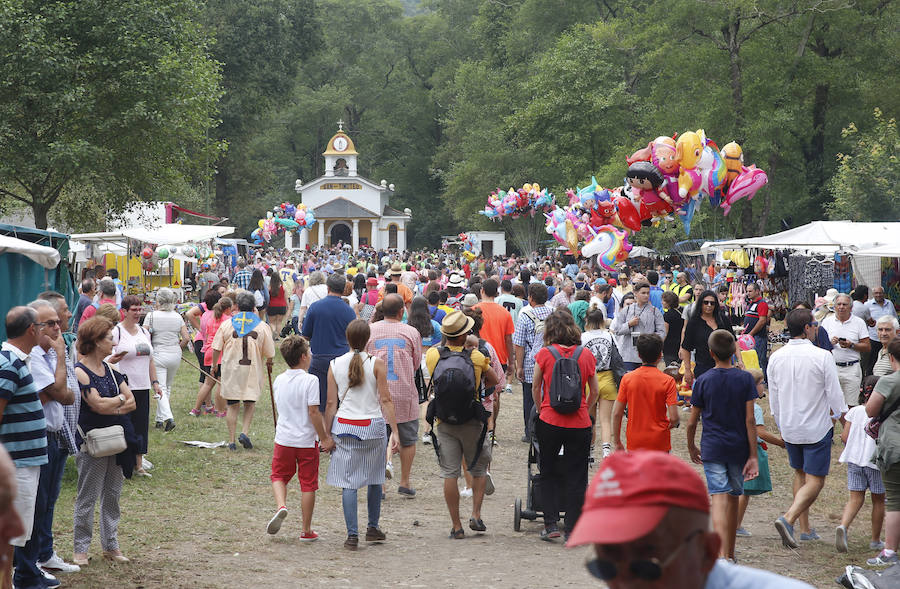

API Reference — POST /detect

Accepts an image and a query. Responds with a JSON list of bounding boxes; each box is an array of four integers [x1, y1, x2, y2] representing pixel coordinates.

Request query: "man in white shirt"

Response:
[[768, 308, 847, 549], [865, 285, 897, 375], [822, 293, 871, 407]]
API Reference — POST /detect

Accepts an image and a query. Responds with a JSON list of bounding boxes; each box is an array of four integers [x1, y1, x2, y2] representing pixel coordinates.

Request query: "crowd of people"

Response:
[[2, 242, 899, 587]]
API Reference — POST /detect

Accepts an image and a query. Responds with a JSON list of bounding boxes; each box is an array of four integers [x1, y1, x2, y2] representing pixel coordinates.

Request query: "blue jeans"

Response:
[[341, 485, 382, 536], [522, 381, 534, 436], [310, 353, 339, 412], [754, 334, 768, 379], [14, 433, 68, 587], [291, 316, 300, 335]]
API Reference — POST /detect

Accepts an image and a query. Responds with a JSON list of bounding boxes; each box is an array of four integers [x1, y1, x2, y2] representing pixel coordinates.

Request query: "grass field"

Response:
[[42, 348, 884, 588]]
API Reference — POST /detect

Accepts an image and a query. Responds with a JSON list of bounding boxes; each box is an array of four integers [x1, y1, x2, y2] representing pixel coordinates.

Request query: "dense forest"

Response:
[[1, 0, 897, 253]]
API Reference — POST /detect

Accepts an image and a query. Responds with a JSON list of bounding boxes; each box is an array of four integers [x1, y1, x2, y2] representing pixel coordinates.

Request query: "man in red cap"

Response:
[[567, 451, 813, 588]]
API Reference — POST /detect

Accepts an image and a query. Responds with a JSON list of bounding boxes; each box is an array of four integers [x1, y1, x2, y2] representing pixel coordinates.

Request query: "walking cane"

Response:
[[267, 361, 277, 428], [180, 355, 222, 385]]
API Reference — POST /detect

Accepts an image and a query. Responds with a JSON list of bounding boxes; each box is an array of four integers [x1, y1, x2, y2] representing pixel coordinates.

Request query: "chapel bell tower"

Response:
[[323, 120, 358, 177]]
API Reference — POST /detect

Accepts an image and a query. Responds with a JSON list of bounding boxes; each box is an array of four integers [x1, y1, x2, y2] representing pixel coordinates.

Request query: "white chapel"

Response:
[[293, 124, 411, 251]]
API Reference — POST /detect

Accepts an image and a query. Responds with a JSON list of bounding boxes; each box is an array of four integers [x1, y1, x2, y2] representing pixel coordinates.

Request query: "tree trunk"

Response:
[[32, 200, 49, 230], [805, 83, 830, 217]]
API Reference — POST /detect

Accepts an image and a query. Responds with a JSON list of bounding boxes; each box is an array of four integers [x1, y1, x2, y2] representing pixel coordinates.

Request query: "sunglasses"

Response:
[[586, 529, 703, 581], [702, 300, 716, 306], [34, 319, 61, 328]]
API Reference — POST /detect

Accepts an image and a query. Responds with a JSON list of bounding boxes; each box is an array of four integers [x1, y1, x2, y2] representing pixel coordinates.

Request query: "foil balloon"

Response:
[[675, 131, 704, 200], [581, 225, 632, 271], [680, 198, 697, 235], [565, 219, 579, 253], [169, 246, 178, 255], [140, 247, 154, 259], [720, 142, 744, 191], [181, 245, 196, 258], [613, 195, 642, 232], [156, 246, 169, 260], [721, 166, 768, 216], [141, 259, 155, 272], [737, 334, 755, 352]]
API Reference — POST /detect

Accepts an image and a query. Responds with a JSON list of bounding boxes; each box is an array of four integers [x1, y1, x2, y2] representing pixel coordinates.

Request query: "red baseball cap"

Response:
[[567, 451, 709, 547], [607, 278, 617, 287], [366, 277, 378, 287]]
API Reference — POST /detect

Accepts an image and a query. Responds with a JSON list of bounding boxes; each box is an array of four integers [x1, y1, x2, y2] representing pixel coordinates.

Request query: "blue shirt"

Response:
[[705, 560, 813, 588], [302, 295, 357, 356], [649, 286, 663, 310], [0, 347, 47, 467], [691, 367, 757, 464], [605, 297, 616, 320]]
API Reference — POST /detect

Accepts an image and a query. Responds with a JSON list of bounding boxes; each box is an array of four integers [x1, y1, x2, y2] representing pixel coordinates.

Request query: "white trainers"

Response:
[[460, 487, 473, 498], [422, 433, 432, 445], [38, 552, 80, 574], [142, 457, 153, 470], [385, 462, 394, 480], [504, 384, 513, 395], [267, 507, 288, 535]]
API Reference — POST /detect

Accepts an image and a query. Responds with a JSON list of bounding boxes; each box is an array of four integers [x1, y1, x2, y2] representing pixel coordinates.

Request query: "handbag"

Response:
[[865, 393, 900, 440], [415, 366, 428, 404], [77, 424, 126, 457]]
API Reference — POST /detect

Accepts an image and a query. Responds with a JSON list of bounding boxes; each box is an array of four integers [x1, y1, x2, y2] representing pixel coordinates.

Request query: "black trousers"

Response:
[[535, 418, 592, 533]]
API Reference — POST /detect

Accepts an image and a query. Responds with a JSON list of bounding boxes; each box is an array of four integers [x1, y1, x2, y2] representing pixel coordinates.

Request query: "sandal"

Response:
[[468, 517, 486, 532], [449, 528, 465, 540]]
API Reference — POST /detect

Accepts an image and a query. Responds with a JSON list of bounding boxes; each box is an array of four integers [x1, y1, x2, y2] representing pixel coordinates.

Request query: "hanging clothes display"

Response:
[[788, 254, 833, 308]]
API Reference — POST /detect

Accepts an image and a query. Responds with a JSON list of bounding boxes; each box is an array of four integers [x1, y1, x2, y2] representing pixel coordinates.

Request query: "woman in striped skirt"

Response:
[[325, 320, 400, 550]]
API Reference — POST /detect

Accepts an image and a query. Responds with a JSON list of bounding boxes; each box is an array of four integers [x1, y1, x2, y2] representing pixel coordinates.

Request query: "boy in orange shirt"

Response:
[[612, 334, 679, 451]]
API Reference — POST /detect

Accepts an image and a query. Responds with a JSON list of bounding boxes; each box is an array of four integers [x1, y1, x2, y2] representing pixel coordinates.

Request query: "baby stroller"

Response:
[[513, 409, 566, 531]]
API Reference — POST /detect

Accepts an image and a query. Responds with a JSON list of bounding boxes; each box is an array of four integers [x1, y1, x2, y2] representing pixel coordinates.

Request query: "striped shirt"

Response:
[[0, 345, 47, 467], [513, 305, 553, 383]]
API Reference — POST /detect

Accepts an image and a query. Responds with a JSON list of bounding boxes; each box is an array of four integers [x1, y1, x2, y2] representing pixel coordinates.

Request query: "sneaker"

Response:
[[601, 443, 612, 458], [397, 486, 416, 498], [228, 442, 237, 451], [540, 525, 561, 541], [736, 527, 752, 538], [365, 527, 386, 542], [485, 471, 495, 496], [799, 529, 820, 541], [460, 487, 473, 498], [164, 419, 175, 432], [238, 433, 253, 449], [385, 462, 393, 480], [867, 550, 900, 566], [203, 405, 216, 415], [267, 507, 288, 535], [835, 525, 848, 553], [344, 535, 359, 551], [38, 553, 80, 574], [188, 409, 201, 417], [155, 421, 163, 429], [521, 434, 529, 443], [217, 411, 227, 418], [774, 516, 798, 548], [142, 458, 153, 470], [504, 384, 512, 395], [40, 569, 60, 588], [422, 433, 432, 445], [299, 530, 319, 542], [871, 540, 886, 551], [468, 517, 486, 532]]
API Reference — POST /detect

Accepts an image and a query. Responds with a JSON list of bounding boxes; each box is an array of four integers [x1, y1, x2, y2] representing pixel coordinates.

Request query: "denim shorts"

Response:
[[785, 428, 833, 477], [702, 461, 744, 496]]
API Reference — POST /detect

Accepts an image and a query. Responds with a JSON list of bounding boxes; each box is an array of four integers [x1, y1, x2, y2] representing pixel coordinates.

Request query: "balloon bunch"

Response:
[[251, 202, 317, 244], [479, 183, 556, 220], [139, 243, 215, 272], [458, 233, 481, 262]]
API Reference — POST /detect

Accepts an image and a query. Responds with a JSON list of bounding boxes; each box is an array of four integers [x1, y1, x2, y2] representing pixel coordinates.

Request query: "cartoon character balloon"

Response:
[[675, 130, 704, 200], [581, 225, 632, 271]]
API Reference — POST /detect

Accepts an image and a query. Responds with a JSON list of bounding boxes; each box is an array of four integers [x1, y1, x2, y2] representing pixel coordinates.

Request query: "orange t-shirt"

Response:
[[616, 366, 678, 451], [378, 282, 413, 306], [475, 301, 514, 365]]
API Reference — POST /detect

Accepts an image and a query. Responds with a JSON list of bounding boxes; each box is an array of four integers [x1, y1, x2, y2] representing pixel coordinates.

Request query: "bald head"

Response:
[[382, 294, 404, 319], [5, 306, 37, 342]]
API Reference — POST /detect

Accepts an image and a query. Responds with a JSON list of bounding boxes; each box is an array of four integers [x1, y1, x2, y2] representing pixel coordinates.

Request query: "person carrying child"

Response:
[[266, 335, 335, 541], [736, 368, 785, 538], [612, 334, 679, 452], [686, 329, 759, 562], [835, 375, 885, 553]]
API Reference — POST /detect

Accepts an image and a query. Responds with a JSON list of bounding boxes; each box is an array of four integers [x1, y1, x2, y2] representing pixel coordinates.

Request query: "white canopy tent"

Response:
[[0, 235, 61, 269], [71, 224, 234, 246], [701, 221, 900, 255], [628, 246, 659, 258]]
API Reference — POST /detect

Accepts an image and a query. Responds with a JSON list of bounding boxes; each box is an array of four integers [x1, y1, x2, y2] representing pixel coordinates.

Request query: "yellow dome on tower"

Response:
[[323, 129, 358, 156]]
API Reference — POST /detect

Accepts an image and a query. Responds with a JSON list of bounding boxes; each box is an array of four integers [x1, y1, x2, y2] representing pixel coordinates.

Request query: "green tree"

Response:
[[0, 0, 223, 229], [827, 109, 899, 221]]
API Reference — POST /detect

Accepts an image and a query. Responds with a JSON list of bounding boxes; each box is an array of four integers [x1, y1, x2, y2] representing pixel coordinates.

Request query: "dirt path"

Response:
[[54, 378, 873, 588]]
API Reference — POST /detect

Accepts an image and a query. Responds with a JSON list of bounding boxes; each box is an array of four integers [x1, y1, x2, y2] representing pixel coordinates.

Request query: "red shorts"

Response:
[[270, 443, 319, 492]]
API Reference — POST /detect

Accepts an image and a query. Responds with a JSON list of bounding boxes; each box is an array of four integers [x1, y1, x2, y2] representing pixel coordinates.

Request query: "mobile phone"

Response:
[[839, 337, 847, 342]]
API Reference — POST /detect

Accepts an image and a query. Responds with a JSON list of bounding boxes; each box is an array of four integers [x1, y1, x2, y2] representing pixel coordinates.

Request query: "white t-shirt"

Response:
[[112, 324, 154, 389], [821, 314, 869, 363], [273, 368, 321, 448], [300, 284, 327, 309], [839, 405, 877, 469], [145, 310, 184, 351]]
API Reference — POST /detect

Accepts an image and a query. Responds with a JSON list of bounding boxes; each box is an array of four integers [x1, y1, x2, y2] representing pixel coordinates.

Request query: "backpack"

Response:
[[426, 347, 489, 467], [547, 345, 584, 414], [520, 306, 545, 339]]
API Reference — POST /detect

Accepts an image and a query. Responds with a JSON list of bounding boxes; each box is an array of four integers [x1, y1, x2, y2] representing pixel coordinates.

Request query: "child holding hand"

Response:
[[266, 335, 335, 541]]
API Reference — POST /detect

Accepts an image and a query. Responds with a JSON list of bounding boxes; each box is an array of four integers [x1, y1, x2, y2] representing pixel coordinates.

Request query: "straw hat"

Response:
[[441, 310, 475, 338], [447, 273, 466, 289], [386, 262, 403, 278]]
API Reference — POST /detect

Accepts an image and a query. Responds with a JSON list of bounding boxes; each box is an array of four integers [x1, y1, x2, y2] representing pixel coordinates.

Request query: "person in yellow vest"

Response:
[[671, 272, 693, 308]]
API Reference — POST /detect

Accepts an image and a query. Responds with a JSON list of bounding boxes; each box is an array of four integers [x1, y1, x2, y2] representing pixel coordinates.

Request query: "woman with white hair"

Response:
[[298, 271, 327, 326], [873, 315, 900, 376], [144, 288, 189, 431]]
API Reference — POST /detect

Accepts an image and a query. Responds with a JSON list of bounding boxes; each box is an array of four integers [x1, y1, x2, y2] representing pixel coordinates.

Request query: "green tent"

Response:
[[0, 224, 75, 340]]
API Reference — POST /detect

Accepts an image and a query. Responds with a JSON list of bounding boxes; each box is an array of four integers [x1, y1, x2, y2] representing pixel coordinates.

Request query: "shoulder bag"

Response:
[[78, 361, 127, 457], [865, 393, 900, 440]]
